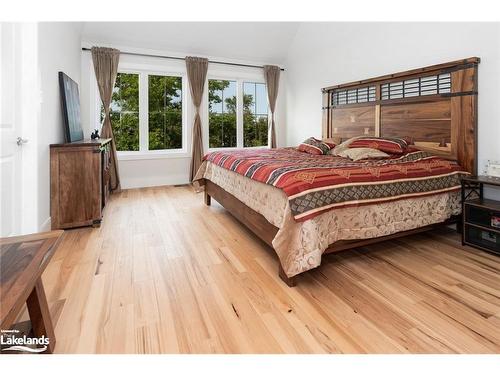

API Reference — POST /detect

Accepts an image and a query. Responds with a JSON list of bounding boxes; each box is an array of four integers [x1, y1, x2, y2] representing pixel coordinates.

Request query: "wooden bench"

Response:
[[0, 231, 63, 354]]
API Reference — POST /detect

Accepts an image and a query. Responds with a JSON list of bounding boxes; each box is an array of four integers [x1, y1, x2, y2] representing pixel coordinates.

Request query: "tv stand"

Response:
[[50, 138, 112, 229]]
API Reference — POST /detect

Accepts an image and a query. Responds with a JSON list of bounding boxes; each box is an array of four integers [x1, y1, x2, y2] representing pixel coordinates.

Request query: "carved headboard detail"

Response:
[[321, 57, 479, 174]]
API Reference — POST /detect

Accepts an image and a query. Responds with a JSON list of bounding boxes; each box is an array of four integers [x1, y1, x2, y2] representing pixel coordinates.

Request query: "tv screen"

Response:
[[59, 71, 84, 143]]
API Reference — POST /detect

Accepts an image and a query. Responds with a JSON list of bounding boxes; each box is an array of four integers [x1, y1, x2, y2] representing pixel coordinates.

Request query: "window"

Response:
[[108, 73, 140, 151], [208, 79, 237, 148], [148, 75, 183, 150], [207, 79, 269, 149], [98, 68, 268, 157], [243, 82, 268, 147], [102, 71, 184, 155]]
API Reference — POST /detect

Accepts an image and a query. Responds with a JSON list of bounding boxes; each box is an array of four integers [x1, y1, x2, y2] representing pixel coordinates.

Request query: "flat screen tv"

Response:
[[59, 71, 84, 143]]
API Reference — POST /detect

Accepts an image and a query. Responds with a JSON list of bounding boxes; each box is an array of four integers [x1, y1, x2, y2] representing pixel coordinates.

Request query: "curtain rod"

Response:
[[81, 47, 285, 71]]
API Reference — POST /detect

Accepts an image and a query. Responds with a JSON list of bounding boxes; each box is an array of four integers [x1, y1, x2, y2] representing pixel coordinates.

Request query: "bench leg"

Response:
[[279, 264, 297, 287], [27, 278, 56, 353]]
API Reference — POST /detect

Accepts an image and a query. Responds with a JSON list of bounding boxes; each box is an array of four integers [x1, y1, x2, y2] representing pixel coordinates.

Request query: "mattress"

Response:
[[197, 161, 461, 277]]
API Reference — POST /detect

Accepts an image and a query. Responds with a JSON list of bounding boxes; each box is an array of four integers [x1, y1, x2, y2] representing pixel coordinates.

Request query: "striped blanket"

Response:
[[202, 147, 467, 222]]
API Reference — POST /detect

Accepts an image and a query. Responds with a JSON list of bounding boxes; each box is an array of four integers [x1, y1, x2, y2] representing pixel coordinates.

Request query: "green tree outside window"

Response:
[[243, 82, 268, 147], [104, 74, 268, 152], [208, 80, 237, 148], [103, 73, 140, 151], [103, 72, 183, 152], [148, 75, 182, 150]]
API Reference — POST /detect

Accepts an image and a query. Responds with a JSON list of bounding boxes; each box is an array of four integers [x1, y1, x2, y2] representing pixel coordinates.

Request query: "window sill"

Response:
[[117, 150, 190, 161]]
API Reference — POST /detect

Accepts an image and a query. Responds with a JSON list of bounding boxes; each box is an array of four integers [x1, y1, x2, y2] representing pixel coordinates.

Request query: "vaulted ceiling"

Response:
[[81, 22, 300, 64]]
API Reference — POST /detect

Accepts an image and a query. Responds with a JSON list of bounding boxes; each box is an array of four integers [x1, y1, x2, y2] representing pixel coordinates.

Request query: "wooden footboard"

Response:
[[203, 178, 459, 287]]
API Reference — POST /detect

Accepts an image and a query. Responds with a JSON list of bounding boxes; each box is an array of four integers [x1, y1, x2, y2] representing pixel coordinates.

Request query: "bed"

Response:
[[195, 57, 480, 286]]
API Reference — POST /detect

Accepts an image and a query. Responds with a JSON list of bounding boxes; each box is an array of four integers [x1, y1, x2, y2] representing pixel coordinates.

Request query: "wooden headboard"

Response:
[[321, 57, 479, 174]]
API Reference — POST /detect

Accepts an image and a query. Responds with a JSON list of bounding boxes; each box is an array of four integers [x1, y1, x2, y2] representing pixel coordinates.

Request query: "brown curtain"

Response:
[[186, 56, 209, 182], [91, 47, 121, 192], [263, 65, 281, 148]]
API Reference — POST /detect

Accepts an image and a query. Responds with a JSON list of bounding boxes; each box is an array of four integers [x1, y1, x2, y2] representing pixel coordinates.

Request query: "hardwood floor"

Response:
[[37, 185, 500, 353]]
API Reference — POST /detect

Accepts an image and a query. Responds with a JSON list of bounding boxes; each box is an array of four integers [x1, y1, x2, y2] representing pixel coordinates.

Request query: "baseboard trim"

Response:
[[40, 217, 51, 232], [121, 176, 189, 189]]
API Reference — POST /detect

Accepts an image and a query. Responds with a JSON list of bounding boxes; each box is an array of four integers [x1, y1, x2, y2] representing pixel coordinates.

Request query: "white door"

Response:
[[0, 23, 24, 237]]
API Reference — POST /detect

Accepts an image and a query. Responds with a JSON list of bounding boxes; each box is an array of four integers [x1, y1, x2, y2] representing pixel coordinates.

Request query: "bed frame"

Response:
[[203, 57, 480, 286]]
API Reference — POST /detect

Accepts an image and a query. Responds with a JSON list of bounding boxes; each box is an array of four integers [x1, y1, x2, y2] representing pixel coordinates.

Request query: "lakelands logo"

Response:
[[1, 329, 49, 353]]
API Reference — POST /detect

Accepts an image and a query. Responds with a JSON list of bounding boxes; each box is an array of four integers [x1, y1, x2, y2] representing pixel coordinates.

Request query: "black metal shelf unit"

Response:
[[461, 176, 500, 256]]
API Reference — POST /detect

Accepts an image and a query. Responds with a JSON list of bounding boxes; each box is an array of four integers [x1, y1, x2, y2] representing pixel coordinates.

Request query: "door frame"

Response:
[[19, 22, 40, 233]]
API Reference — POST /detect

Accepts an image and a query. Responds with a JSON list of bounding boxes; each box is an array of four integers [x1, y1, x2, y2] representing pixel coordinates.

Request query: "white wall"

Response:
[[81, 44, 286, 189], [37, 22, 82, 230], [285, 22, 500, 198]]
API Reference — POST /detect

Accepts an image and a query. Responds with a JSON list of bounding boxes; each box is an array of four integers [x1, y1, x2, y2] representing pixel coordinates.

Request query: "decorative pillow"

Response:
[[323, 138, 340, 148], [330, 136, 366, 155], [298, 137, 336, 155], [348, 137, 408, 154], [337, 147, 390, 161]]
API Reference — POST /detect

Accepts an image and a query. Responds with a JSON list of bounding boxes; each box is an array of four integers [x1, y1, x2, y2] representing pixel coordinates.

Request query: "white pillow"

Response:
[[336, 147, 390, 161], [330, 136, 365, 156]]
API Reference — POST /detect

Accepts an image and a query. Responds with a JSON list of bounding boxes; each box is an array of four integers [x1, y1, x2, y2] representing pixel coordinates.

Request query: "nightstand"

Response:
[[461, 175, 500, 255]]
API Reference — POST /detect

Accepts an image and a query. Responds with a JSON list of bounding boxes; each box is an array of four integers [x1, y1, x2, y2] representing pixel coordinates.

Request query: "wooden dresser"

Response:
[[50, 138, 111, 229]]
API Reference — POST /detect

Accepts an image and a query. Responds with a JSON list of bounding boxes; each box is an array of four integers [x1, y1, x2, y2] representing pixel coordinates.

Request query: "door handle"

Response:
[[16, 137, 28, 146]]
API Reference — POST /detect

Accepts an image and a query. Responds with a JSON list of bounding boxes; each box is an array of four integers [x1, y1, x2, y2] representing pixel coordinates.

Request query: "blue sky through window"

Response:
[[210, 80, 236, 113], [244, 82, 267, 115]]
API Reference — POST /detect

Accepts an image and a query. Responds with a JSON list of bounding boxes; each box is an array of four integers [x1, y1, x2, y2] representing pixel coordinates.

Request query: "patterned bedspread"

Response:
[[202, 147, 468, 222]]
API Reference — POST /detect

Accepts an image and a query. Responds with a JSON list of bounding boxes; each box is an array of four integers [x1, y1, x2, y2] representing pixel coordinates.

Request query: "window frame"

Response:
[[94, 66, 188, 160], [206, 77, 240, 150], [242, 81, 270, 149], [203, 74, 270, 152]]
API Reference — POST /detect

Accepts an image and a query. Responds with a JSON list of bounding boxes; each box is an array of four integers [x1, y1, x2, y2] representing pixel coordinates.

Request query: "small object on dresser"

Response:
[[59, 72, 84, 143], [91, 129, 100, 140]]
